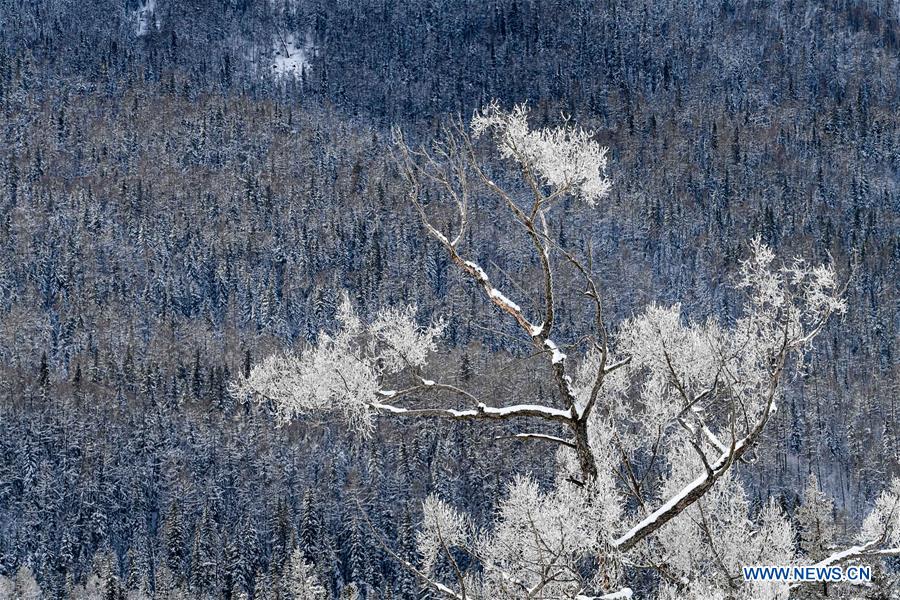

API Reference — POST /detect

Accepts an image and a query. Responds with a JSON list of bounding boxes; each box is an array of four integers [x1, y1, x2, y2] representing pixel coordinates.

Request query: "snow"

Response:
[[371, 401, 572, 421], [270, 34, 313, 80], [134, 0, 159, 37], [613, 470, 710, 548], [486, 403, 571, 419], [544, 339, 567, 364], [464, 260, 489, 282], [529, 322, 544, 337], [421, 378, 435, 386], [472, 102, 612, 205], [813, 543, 873, 568], [488, 288, 522, 313], [590, 589, 633, 600], [460, 259, 526, 314]]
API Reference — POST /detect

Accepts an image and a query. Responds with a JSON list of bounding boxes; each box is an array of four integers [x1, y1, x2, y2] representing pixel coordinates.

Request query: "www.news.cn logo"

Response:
[[742, 565, 872, 583]]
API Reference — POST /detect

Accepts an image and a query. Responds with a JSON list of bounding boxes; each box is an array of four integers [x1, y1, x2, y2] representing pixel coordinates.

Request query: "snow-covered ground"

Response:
[[269, 34, 314, 80], [134, 0, 159, 37]]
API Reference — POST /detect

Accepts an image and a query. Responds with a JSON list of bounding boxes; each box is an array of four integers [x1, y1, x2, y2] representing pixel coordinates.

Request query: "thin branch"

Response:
[[358, 503, 464, 600]]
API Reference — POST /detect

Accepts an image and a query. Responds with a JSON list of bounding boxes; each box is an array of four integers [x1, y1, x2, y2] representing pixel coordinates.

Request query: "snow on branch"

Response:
[[579, 589, 633, 600], [371, 401, 573, 423]]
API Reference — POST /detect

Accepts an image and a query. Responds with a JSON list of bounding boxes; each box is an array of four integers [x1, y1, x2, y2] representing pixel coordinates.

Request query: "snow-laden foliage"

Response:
[[859, 478, 900, 548], [736, 237, 847, 363], [472, 102, 612, 205], [370, 305, 446, 373], [234, 294, 444, 435], [284, 549, 327, 600], [415, 472, 624, 599], [481, 475, 621, 598], [417, 496, 471, 574], [611, 239, 846, 462], [616, 304, 724, 431], [795, 475, 836, 560], [0, 566, 43, 600]]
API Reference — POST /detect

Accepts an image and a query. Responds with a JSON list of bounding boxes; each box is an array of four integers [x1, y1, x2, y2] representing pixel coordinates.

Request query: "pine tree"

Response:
[[38, 351, 49, 388], [346, 513, 370, 591], [125, 544, 150, 595], [223, 537, 242, 600], [162, 500, 186, 582], [284, 548, 326, 600], [795, 477, 886, 599], [299, 489, 321, 559], [189, 506, 219, 598], [796, 474, 835, 560], [270, 498, 294, 585], [238, 515, 260, 595]]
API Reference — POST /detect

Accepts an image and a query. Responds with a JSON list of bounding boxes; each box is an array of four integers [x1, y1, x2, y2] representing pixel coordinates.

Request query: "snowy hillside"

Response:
[[269, 33, 314, 80], [134, 0, 159, 37]]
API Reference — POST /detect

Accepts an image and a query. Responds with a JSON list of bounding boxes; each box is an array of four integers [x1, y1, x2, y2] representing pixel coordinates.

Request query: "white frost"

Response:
[[472, 102, 612, 206]]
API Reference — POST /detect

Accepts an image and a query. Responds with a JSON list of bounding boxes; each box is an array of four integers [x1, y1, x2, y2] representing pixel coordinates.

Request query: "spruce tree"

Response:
[[796, 474, 835, 561]]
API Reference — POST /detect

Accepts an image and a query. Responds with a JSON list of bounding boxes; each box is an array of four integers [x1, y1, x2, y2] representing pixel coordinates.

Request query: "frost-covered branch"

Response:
[[242, 104, 860, 599], [471, 102, 612, 206], [396, 105, 617, 482]]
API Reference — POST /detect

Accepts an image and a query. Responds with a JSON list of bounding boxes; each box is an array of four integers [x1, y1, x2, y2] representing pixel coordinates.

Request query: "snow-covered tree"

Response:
[[284, 548, 326, 600], [340, 581, 361, 600], [796, 474, 835, 561], [0, 566, 43, 600], [70, 550, 124, 600], [236, 104, 900, 597], [190, 505, 220, 598]]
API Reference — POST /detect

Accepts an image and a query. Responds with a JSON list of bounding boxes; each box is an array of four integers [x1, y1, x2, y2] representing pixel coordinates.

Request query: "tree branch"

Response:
[[495, 432, 578, 448], [372, 400, 574, 423]]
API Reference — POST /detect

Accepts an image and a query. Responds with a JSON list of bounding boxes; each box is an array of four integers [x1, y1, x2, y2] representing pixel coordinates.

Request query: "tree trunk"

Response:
[[573, 419, 598, 482]]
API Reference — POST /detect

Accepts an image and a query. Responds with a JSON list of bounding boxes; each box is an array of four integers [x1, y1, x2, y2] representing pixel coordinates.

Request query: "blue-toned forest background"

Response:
[[0, 0, 897, 597]]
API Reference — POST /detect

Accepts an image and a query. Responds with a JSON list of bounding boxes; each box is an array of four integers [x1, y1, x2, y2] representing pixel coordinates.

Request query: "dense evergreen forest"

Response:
[[0, 0, 898, 597]]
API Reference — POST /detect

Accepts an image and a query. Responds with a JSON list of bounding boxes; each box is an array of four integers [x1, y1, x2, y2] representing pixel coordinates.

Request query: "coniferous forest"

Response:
[[0, 1, 898, 598]]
